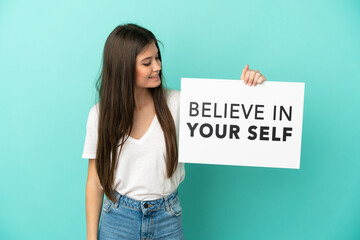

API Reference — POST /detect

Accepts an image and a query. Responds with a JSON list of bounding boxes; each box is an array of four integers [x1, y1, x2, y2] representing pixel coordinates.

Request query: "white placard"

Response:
[[178, 78, 305, 169]]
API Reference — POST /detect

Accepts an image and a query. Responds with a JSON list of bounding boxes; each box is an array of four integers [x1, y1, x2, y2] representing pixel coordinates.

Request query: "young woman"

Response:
[[82, 23, 266, 240]]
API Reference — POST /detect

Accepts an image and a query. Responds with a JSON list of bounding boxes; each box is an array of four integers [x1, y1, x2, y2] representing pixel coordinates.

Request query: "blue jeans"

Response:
[[98, 189, 184, 240]]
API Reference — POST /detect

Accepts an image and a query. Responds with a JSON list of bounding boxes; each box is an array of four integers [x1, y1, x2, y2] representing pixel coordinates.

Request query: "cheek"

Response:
[[135, 68, 150, 87]]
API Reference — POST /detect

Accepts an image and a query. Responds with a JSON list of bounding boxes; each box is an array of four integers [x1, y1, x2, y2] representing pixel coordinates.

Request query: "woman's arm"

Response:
[[86, 159, 104, 240]]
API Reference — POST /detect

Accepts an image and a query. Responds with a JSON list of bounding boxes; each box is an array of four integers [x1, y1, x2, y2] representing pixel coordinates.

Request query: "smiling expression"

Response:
[[135, 42, 162, 90]]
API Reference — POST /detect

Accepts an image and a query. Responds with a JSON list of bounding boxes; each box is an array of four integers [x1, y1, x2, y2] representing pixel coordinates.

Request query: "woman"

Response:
[[82, 23, 266, 240]]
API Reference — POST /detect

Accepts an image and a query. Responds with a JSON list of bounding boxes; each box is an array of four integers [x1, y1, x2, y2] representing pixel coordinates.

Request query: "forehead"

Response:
[[137, 42, 158, 60]]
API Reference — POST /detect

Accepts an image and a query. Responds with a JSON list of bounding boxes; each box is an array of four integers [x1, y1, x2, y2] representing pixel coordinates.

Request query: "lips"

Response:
[[149, 74, 159, 79]]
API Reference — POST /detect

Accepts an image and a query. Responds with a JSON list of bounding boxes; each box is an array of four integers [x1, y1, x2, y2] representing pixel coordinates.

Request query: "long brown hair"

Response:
[[95, 24, 178, 202]]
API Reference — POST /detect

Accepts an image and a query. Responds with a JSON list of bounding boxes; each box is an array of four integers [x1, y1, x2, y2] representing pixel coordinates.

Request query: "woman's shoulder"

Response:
[[165, 88, 180, 105], [87, 102, 100, 121]]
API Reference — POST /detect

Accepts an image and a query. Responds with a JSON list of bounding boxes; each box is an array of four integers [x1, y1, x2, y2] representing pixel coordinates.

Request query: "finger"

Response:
[[240, 64, 249, 81], [248, 70, 256, 86], [257, 76, 266, 84], [244, 71, 251, 84], [254, 72, 262, 84], [252, 70, 260, 86]]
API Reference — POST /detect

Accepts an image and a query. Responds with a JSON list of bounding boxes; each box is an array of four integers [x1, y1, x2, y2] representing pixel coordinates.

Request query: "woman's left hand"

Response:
[[240, 64, 266, 86]]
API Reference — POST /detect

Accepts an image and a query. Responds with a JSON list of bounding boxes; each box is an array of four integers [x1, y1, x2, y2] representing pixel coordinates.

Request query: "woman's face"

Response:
[[135, 42, 162, 89]]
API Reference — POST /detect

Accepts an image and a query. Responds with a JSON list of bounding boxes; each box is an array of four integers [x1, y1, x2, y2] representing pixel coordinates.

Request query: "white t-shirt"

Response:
[[82, 89, 185, 201]]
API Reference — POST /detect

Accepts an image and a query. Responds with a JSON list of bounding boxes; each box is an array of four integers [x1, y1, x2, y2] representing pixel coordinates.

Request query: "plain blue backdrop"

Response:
[[1, 0, 360, 239]]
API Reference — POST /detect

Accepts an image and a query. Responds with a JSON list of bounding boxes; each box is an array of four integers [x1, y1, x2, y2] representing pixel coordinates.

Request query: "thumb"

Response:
[[240, 64, 249, 80]]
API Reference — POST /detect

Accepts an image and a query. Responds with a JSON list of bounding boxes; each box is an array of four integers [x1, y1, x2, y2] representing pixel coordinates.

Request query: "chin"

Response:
[[151, 80, 161, 88]]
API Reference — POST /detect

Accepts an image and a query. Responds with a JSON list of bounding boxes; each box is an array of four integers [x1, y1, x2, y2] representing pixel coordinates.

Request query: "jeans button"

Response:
[[144, 203, 148, 208]]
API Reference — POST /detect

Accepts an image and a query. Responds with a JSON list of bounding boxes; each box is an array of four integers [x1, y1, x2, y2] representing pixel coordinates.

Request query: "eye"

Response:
[[143, 62, 151, 66]]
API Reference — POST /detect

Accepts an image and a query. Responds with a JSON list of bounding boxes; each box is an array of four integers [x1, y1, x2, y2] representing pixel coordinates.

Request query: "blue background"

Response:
[[1, 0, 359, 239]]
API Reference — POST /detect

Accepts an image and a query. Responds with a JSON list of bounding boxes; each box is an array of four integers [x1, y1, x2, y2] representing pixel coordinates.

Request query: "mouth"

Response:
[[149, 74, 160, 80]]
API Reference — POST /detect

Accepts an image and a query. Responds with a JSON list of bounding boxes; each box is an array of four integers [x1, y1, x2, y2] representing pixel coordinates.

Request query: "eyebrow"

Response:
[[140, 57, 152, 62], [140, 51, 159, 62]]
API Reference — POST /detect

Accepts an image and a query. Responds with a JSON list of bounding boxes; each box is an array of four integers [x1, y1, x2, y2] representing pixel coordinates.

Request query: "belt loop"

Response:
[[113, 191, 121, 208], [164, 195, 170, 212]]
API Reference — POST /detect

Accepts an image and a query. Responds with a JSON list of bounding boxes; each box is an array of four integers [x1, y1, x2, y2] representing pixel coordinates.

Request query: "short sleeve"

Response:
[[82, 103, 99, 159], [166, 89, 186, 182]]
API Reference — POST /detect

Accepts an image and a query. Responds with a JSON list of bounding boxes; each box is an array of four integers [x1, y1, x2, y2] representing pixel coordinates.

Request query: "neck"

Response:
[[134, 87, 152, 110]]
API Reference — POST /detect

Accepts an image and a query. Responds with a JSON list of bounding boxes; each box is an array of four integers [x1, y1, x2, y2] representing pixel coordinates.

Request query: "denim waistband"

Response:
[[109, 189, 179, 212]]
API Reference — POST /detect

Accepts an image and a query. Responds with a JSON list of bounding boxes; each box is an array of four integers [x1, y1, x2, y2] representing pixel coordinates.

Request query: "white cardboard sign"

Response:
[[178, 78, 305, 169]]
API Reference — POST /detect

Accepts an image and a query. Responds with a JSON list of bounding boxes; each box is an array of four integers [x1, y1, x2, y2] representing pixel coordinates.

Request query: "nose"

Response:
[[153, 60, 161, 72]]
